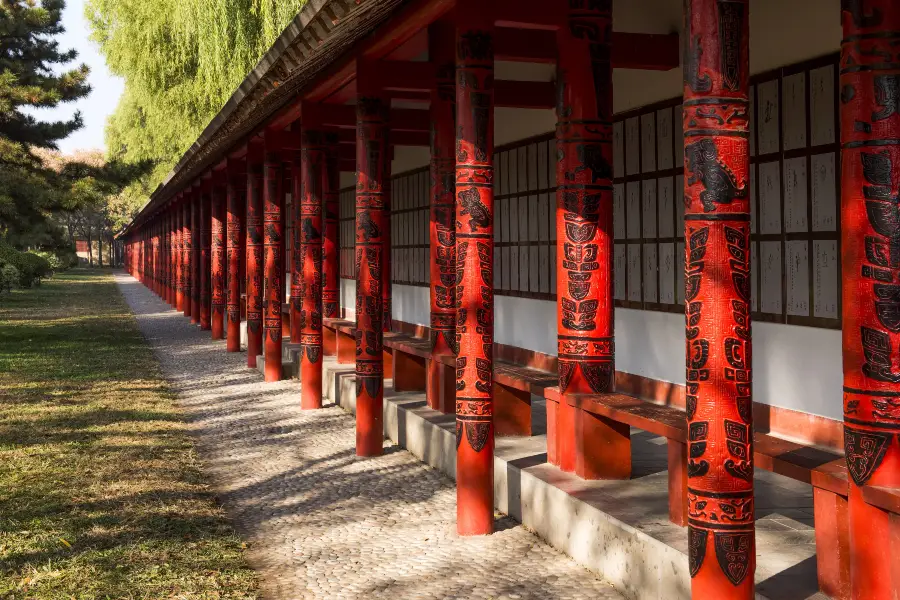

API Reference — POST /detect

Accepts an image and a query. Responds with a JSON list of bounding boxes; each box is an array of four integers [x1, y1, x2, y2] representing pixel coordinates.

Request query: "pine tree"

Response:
[[0, 0, 90, 244]]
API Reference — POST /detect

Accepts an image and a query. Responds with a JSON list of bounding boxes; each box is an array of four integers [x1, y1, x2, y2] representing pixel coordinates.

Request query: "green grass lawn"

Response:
[[0, 269, 258, 599]]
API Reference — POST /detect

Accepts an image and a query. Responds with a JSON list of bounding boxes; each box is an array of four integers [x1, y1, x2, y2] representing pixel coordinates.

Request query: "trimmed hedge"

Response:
[[0, 242, 52, 289]]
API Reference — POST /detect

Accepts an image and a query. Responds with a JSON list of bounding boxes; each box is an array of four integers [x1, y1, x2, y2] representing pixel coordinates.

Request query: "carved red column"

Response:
[[246, 159, 264, 367], [211, 183, 226, 338], [355, 95, 389, 457], [227, 166, 245, 352], [176, 199, 184, 312], [322, 136, 340, 321], [182, 198, 192, 318], [428, 22, 457, 413], [263, 146, 285, 382], [840, 2, 900, 598], [455, 9, 495, 536], [169, 209, 176, 306], [191, 192, 201, 324], [152, 221, 159, 295], [290, 150, 303, 344], [553, 3, 616, 476], [300, 128, 326, 408], [200, 190, 212, 330], [682, 0, 754, 597]]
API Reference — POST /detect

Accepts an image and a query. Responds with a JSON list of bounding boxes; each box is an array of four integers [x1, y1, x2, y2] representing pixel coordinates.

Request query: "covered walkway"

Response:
[[116, 271, 621, 599]]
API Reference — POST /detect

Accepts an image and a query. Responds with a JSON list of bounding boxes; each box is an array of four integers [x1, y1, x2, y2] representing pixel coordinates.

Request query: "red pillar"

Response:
[[322, 137, 340, 320], [176, 199, 186, 312], [246, 158, 264, 367], [428, 22, 457, 414], [355, 93, 389, 457], [455, 8, 495, 536], [263, 146, 285, 382], [553, 4, 616, 476], [682, 0, 754, 597], [168, 209, 175, 306], [200, 190, 212, 330], [300, 128, 326, 409], [840, 3, 900, 598], [290, 150, 303, 344], [182, 198, 193, 319], [227, 166, 245, 352], [211, 183, 226, 339], [191, 193, 201, 324]]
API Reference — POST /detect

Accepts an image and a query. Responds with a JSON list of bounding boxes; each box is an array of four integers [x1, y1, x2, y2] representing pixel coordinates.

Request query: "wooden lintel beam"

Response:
[[376, 60, 436, 91], [612, 32, 680, 71], [495, 80, 555, 110], [318, 105, 431, 132], [494, 28, 679, 71], [494, 0, 561, 30], [336, 129, 430, 147]]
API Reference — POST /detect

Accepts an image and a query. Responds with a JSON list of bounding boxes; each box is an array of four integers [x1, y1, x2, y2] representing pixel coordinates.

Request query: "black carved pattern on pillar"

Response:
[[182, 198, 192, 318], [355, 96, 388, 456], [301, 129, 326, 408], [211, 185, 226, 337], [263, 151, 284, 381], [454, 14, 495, 536], [200, 191, 211, 329], [176, 201, 184, 311], [683, 0, 754, 596], [430, 50, 458, 361], [322, 134, 341, 319], [839, 2, 900, 598], [226, 170, 246, 352], [191, 193, 201, 321], [291, 151, 303, 344], [556, 3, 615, 397], [246, 162, 265, 365]]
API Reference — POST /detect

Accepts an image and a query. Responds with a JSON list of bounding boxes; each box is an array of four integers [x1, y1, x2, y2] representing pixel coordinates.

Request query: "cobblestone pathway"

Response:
[[116, 273, 623, 600]]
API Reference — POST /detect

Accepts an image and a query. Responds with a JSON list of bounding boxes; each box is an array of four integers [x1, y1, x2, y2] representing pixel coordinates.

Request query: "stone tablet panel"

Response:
[[786, 240, 810, 317], [814, 240, 838, 319], [626, 116, 640, 176], [759, 161, 782, 235], [811, 153, 837, 231], [658, 177, 675, 238], [627, 244, 642, 302], [659, 242, 675, 304], [614, 184, 626, 240], [613, 121, 624, 178], [643, 179, 657, 238], [643, 243, 658, 303], [783, 72, 807, 151], [626, 182, 641, 239], [641, 113, 657, 173], [757, 80, 780, 155], [657, 107, 674, 170], [783, 157, 808, 233], [810, 65, 835, 146], [614, 244, 627, 301], [760, 241, 783, 315]]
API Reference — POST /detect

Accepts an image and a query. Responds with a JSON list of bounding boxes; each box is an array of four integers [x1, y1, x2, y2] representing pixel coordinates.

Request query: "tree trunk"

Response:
[[87, 227, 93, 267], [98, 234, 104, 267]]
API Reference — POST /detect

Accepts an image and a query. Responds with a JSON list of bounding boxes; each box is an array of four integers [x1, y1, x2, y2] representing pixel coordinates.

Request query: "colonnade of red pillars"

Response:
[[120, 2, 900, 596]]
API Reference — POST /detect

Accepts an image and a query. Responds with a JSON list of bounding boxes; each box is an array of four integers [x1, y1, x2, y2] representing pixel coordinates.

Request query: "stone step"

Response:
[[321, 357, 816, 600], [256, 351, 297, 380]]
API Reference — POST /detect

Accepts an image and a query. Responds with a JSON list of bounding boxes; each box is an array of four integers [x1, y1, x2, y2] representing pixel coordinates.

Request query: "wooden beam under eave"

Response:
[[495, 28, 679, 71]]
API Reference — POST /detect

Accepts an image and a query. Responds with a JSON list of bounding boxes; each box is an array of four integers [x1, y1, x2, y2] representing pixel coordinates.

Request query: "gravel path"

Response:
[[116, 272, 622, 600]]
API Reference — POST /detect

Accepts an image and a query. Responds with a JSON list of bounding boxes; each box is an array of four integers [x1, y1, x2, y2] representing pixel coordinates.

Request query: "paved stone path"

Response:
[[116, 273, 622, 600]]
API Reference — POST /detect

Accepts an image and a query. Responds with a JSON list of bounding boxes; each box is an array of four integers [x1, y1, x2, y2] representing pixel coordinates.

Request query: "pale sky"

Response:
[[27, 0, 124, 154]]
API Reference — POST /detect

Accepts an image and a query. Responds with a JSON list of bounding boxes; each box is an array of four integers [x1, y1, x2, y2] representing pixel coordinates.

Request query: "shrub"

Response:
[[0, 242, 52, 288], [0, 264, 18, 293]]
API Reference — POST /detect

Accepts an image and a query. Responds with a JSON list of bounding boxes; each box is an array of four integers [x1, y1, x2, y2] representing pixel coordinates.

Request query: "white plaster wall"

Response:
[[341, 277, 356, 318], [494, 296, 843, 421], [392, 284, 430, 327]]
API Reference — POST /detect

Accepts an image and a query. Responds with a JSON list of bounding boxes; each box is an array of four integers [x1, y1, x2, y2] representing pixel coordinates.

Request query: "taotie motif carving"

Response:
[[686, 139, 748, 212]]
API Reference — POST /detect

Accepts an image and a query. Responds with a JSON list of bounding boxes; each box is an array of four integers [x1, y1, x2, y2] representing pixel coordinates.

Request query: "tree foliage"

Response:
[[0, 0, 91, 246], [87, 0, 306, 183]]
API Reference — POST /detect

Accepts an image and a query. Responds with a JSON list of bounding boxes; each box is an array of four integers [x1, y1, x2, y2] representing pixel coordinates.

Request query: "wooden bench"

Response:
[[432, 353, 557, 436], [323, 317, 354, 359], [547, 388, 850, 599]]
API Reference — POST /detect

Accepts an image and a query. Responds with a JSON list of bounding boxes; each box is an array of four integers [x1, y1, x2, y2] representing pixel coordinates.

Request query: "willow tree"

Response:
[[87, 0, 306, 179]]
